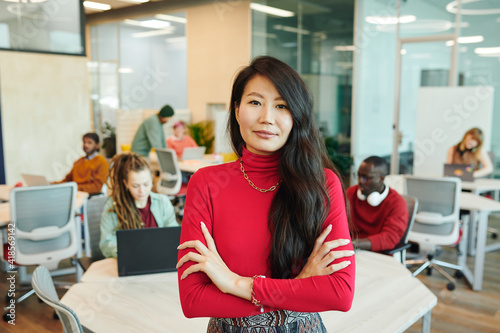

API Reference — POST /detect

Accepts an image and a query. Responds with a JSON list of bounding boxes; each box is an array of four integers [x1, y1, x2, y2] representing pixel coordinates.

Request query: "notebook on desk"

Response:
[[21, 174, 50, 186], [443, 163, 474, 182], [116, 226, 181, 277], [181, 146, 206, 161]]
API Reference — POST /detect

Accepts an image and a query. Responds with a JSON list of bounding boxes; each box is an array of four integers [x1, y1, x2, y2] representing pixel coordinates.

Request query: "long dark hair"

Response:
[[109, 152, 151, 230], [228, 56, 351, 278]]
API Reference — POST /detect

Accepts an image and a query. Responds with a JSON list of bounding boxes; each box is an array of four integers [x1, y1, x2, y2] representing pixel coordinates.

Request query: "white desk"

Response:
[[458, 192, 500, 291], [61, 251, 436, 333], [462, 178, 500, 200], [149, 151, 220, 174]]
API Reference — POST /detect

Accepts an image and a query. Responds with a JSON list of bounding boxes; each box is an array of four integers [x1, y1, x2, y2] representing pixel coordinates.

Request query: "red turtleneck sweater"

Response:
[[178, 147, 355, 318]]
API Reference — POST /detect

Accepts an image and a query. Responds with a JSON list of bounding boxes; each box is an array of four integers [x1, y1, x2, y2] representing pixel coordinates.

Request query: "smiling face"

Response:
[[464, 134, 479, 150], [123, 169, 152, 206], [235, 75, 293, 155]]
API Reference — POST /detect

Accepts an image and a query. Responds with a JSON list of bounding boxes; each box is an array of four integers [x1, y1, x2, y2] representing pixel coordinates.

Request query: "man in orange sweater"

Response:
[[55, 133, 108, 195]]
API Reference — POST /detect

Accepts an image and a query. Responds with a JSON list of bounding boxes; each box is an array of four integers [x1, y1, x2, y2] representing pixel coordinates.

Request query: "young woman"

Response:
[[99, 152, 177, 258], [166, 120, 198, 159], [446, 127, 493, 178], [177, 56, 355, 332]]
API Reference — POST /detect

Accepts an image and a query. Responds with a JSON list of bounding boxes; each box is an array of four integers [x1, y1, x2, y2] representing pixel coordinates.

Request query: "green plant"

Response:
[[324, 136, 353, 179], [101, 122, 116, 140], [188, 120, 215, 153]]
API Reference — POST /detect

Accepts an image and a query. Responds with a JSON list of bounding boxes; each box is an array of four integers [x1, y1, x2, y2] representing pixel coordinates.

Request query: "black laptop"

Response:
[[116, 226, 181, 277]]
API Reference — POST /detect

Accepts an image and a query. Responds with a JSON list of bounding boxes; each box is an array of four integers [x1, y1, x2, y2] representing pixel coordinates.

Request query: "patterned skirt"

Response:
[[206, 310, 327, 333]]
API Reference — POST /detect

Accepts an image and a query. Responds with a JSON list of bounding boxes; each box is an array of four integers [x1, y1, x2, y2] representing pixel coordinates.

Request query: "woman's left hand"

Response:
[[295, 224, 354, 279], [177, 222, 243, 295]]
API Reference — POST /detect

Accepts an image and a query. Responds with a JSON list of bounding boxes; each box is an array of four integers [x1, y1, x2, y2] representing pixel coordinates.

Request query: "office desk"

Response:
[[458, 192, 500, 291], [149, 151, 220, 174], [61, 251, 436, 333], [462, 178, 500, 200]]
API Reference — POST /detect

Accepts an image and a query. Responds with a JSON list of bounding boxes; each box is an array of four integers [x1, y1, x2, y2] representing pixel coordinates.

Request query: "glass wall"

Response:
[[251, 0, 355, 177], [354, 0, 500, 177], [89, 12, 187, 134], [0, 0, 85, 55]]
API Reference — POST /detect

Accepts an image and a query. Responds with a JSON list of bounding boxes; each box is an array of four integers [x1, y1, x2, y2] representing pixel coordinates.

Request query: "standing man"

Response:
[[131, 104, 174, 157], [55, 133, 109, 195], [346, 156, 408, 252]]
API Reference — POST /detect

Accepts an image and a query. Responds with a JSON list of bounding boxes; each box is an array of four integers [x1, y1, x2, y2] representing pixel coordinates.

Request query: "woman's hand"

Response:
[[177, 222, 250, 297], [295, 225, 354, 279]]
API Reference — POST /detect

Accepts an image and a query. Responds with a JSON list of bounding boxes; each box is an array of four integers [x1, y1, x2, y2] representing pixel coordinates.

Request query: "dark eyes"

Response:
[[248, 100, 289, 109]]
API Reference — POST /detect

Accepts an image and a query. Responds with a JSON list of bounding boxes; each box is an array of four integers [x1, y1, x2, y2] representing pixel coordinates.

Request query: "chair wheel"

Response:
[[454, 271, 464, 278], [492, 233, 498, 239], [447, 282, 455, 291], [426, 267, 432, 276], [3, 312, 10, 322], [53, 311, 59, 320]]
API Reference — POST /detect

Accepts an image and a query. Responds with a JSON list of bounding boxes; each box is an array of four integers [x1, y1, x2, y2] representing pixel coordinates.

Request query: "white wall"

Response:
[[0, 51, 91, 184]]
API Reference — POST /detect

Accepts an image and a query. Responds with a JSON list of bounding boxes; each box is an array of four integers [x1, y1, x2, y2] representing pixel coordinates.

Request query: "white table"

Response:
[[462, 178, 500, 200], [458, 192, 500, 291], [149, 151, 220, 174], [61, 251, 437, 333]]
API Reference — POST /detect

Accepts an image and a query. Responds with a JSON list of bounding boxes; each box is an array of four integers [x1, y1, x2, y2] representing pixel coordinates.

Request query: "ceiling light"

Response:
[[474, 46, 500, 55], [118, 68, 134, 74], [83, 1, 111, 11], [132, 29, 175, 38], [155, 14, 187, 24], [446, 0, 500, 15], [124, 19, 171, 29], [250, 3, 295, 17], [334, 45, 356, 51], [273, 25, 309, 35], [401, 49, 407, 55], [365, 15, 416, 25], [139, 20, 171, 29], [446, 35, 484, 46]]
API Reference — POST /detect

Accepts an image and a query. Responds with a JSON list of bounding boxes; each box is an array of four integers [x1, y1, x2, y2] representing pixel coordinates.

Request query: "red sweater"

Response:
[[346, 185, 408, 252], [178, 147, 355, 318]]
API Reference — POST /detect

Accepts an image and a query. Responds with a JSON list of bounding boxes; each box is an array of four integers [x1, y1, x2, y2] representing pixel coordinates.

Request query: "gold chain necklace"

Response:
[[239, 159, 281, 193]]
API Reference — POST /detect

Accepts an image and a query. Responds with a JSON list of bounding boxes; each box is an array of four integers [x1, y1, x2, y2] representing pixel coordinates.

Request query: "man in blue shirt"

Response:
[[131, 104, 174, 157]]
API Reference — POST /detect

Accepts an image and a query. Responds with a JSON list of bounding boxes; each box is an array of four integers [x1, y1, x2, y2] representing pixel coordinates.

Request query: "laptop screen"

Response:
[[181, 146, 206, 161], [443, 164, 474, 182], [117, 226, 181, 277]]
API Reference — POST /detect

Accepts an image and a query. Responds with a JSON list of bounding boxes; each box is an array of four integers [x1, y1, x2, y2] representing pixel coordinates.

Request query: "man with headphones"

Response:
[[346, 156, 408, 251]]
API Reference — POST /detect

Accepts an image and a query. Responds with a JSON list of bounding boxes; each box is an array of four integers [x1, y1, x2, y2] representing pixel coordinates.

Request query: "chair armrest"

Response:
[[381, 243, 412, 256]]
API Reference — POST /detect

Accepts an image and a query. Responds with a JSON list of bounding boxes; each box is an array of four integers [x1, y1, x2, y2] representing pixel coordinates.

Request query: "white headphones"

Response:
[[357, 184, 389, 207]]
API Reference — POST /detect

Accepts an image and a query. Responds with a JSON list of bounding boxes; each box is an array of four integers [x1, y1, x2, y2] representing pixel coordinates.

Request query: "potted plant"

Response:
[[324, 136, 353, 185], [188, 120, 215, 153], [101, 122, 116, 158]]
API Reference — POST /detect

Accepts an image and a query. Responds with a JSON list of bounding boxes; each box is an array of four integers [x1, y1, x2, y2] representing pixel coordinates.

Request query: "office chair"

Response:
[[381, 195, 418, 264], [405, 176, 463, 291], [78, 196, 107, 271], [2, 182, 80, 321], [31, 266, 92, 333], [155, 148, 187, 223]]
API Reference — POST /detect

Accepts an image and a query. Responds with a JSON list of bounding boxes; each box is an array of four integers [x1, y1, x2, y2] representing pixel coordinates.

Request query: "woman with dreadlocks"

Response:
[[99, 152, 177, 258]]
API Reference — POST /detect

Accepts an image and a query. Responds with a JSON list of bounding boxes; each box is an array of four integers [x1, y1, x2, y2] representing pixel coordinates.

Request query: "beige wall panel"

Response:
[[0, 51, 91, 184], [186, 1, 251, 123]]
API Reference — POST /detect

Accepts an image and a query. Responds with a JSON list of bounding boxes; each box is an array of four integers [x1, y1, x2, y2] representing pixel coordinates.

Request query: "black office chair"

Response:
[[381, 195, 418, 264]]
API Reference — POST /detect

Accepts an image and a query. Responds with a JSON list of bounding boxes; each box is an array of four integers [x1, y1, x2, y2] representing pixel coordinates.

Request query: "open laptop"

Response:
[[181, 146, 206, 161], [21, 174, 50, 186], [443, 164, 475, 182], [117, 226, 181, 277]]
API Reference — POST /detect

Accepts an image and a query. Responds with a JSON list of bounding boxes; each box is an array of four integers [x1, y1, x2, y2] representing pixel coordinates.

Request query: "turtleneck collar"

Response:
[[241, 146, 280, 173]]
